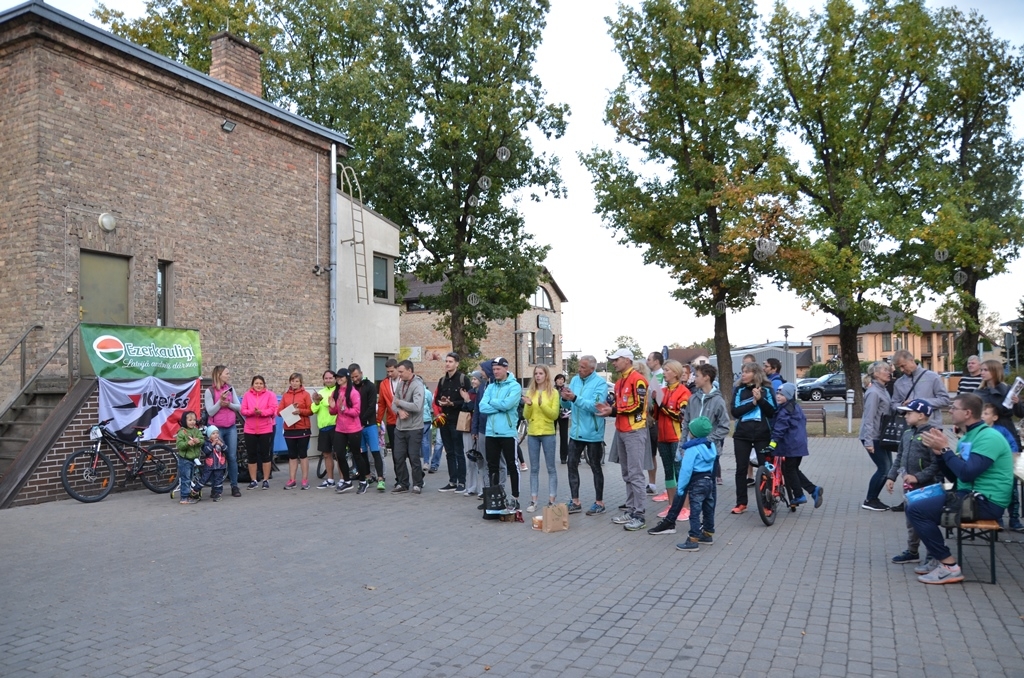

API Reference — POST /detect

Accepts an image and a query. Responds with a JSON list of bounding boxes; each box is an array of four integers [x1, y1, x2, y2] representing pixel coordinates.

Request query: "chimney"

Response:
[[209, 31, 263, 97]]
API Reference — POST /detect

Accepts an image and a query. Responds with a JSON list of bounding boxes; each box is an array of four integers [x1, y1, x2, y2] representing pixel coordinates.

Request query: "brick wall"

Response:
[[0, 21, 338, 392], [209, 32, 262, 97]]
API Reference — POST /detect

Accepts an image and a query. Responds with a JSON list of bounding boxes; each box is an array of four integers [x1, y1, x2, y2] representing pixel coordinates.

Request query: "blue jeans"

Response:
[[686, 475, 716, 539], [439, 419, 465, 485], [421, 423, 433, 465], [865, 439, 891, 502], [906, 489, 1004, 562], [528, 434, 557, 500], [217, 425, 238, 488], [177, 457, 195, 499]]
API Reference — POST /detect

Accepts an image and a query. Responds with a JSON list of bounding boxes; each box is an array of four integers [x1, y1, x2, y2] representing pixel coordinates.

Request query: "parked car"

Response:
[[797, 373, 847, 401]]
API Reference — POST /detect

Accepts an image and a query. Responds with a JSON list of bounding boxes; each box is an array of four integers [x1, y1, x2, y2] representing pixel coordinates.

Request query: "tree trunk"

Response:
[[955, 272, 980, 367], [838, 319, 863, 418], [449, 309, 469, 363], [715, 312, 733, 405]]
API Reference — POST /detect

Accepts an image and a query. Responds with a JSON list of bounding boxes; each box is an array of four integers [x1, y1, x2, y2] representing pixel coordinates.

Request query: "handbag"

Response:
[[482, 485, 507, 515], [466, 445, 482, 463], [542, 503, 569, 533], [878, 414, 907, 451], [940, 490, 981, 528], [456, 411, 473, 432]]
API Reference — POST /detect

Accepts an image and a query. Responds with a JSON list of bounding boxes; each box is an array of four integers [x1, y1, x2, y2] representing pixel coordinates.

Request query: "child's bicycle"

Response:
[[753, 452, 796, 526]]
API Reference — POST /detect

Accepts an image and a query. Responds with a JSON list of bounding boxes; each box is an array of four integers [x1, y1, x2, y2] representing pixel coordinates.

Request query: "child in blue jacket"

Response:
[[769, 383, 823, 509], [674, 417, 718, 552]]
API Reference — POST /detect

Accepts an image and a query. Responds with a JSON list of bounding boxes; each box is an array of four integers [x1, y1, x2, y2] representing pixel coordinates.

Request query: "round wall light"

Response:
[[98, 213, 117, 232]]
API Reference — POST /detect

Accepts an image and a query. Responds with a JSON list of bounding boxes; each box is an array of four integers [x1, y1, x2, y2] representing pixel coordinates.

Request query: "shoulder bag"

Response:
[[878, 372, 924, 451]]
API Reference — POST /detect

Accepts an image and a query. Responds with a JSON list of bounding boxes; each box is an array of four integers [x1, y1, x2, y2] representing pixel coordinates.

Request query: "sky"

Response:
[[5, 0, 1024, 358]]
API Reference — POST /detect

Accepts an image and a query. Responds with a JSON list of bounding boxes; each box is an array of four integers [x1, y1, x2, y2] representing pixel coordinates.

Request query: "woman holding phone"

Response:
[[205, 365, 242, 497]]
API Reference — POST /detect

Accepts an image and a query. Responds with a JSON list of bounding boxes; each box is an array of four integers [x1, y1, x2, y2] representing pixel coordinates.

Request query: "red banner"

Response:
[[97, 377, 202, 441]]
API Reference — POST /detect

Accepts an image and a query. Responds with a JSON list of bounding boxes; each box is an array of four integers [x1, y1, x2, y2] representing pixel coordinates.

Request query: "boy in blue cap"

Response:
[[885, 399, 942, 565]]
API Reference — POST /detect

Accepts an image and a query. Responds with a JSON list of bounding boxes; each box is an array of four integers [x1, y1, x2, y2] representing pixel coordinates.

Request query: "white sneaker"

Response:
[[611, 512, 632, 524], [913, 558, 938, 575], [317, 479, 335, 489], [917, 562, 964, 585]]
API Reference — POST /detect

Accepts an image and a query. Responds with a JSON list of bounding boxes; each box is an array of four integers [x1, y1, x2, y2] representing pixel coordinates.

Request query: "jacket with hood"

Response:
[[886, 422, 942, 486], [769, 400, 809, 458], [376, 377, 397, 426], [683, 388, 730, 447], [731, 382, 777, 442], [392, 375, 426, 431], [240, 388, 278, 435], [278, 386, 313, 433], [471, 362, 492, 437], [563, 371, 608, 443], [523, 386, 560, 436], [478, 372, 522, 438], [354, 378, 377, 428], [175, 415, 204, 460], [676, 437, 717, 489], [891, 366, 950, 428], [311, 386, 338, 430], [329, 386, 363, 434]]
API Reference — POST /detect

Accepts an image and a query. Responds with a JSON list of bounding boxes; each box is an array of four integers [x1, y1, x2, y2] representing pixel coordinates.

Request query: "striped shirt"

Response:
[[957, 374, 984, 394]]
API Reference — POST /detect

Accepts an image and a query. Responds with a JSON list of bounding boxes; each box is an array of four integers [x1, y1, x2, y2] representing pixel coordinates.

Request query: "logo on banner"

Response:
[[93, 335, 127, 364]]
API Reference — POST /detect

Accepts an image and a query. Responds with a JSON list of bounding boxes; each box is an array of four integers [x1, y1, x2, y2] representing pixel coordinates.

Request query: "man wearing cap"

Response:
[[907, 393, 1014, 584], [597, 349, 650, 531], [478, 357, 524, 509], [436, 352, 470, 492]]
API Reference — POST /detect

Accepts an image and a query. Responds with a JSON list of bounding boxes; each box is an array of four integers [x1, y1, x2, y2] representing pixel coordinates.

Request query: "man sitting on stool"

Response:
[[906, 393, 1014, 584]]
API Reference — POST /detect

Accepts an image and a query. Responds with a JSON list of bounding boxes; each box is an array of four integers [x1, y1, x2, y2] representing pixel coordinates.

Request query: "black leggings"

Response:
[[734, 437, 768, 506], [567, 439, 604, 502], [245, 432, 273, 465], [486, 436, 519, 498], [333, 430, 367, 481]]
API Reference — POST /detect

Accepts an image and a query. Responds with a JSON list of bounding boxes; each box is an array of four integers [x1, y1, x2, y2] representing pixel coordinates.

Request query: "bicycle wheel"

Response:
[[754, 465, 777, 526], [316, 455, 327, 479], [138, 444, 178, 493], [61, 448, 116, 502]]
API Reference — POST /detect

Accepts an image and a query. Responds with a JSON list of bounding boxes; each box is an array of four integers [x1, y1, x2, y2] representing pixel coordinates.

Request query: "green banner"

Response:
[[80, 324, 202, 379]]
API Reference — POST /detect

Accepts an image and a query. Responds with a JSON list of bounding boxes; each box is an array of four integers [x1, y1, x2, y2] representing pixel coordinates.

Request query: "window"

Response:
[[882, 333, 892, 352], [925, 335, 933, 355], [536, 332, 555, 366], [814, 345, 822, 363], [856, 337, 863, 354], [156, 261, 173, 326], [826, 344, 839, 358], [941, 333, 949, 356], [374, 355, 391, 383], [525, 332, 535, 365], [530, 286, 553, 310], [373, 255, 392, 302]]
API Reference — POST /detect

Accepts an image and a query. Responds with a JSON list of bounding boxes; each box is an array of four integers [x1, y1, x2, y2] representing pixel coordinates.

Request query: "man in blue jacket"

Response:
[[559, 355, 609, 515], [478, 357, 524, 510]]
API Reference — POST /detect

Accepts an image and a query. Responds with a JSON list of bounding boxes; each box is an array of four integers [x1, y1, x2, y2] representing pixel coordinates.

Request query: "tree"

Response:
[[582, 0, 790, 404], [766, 0, 941, 416], [688, 337, 718, 354], [95, 0, 567, 360], [565, 353, 580, 377], [607, 335, 642, 360], [900, 8, 1024, 362]]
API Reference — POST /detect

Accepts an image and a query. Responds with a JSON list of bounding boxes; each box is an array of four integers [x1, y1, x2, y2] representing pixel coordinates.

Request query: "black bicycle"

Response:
[[60, 419, 177, 502]]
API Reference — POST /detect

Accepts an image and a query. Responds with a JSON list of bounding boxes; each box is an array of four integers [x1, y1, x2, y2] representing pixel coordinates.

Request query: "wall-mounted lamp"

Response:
[[221, 119, 236, 133], [98, 213, 117, 232]]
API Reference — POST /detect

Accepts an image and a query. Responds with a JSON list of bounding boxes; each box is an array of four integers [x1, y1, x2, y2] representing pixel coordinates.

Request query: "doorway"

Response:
[[79, 251, 130, 375]]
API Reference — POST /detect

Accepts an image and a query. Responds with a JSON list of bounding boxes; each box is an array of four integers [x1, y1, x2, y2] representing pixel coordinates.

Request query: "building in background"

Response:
[[808, 309, 958, 373]]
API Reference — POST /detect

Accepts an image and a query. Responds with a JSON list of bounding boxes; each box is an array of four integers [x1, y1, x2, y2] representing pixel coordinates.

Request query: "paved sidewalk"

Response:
[[1, 437, 1023, 677]]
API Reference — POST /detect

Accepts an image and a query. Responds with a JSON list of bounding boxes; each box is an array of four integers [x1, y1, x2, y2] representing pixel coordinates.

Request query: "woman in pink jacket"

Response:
[[329, 368, 367, 494], [241, 375, 278, 490]]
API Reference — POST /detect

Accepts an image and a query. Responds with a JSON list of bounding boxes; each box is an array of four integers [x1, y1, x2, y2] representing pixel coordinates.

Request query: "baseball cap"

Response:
[[491, 357, 509, 367], [897, 399, 934, 416], [608, 348, 634, 361]]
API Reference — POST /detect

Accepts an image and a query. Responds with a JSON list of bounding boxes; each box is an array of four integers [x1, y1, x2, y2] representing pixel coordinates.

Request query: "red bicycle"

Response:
[[754, 453, 795, 526]]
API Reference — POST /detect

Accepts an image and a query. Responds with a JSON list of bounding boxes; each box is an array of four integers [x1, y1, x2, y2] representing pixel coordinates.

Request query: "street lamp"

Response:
[[779, 325, 793, 382]]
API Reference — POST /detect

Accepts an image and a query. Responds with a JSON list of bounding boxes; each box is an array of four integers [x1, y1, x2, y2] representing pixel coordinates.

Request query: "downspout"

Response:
[[329, 144, 338, 369]]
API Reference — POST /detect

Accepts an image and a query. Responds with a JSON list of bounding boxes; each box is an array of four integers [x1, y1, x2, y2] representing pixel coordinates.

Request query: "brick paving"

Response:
[[1, 436, 1023, 677]]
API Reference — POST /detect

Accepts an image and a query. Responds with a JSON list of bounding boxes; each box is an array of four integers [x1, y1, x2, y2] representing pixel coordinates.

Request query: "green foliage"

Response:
[[583, 0, 791, 404], [95, 0, 566, 360], [565, 353, 580, 377]]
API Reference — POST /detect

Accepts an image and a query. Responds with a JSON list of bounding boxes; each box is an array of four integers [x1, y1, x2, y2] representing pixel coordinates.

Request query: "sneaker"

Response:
[[624, 515, 646, 531], [456, 484, 466, 492], [519, 462, 528, 471], [566, 501, 583, 514], [890, 502, 905, 513], [247, 481, 258, 490], [891, 550, 920, 564], [284, 480, 297, 490], [716, 476, 723, 485], [335, 480, 353, 494], [746, 478, 755, 487], [357, 481, 370, 494], [699, 531, 714, 545], [377, 479, 386, 492], [428, 467, 438, 474], [261, 480, 270, 490], [477, 502, 485, 510], [730, 504, 747, 514], [301, 481, 309, 490], [652, 491, 669, 502], [914, 558, 939, 575], [526, 502, 537, 513], [618, 503, 628, 510], [585, 503, 606, 516], [1010, 520, 1024, 532], [861, 498, 889, 511], [812, 486, 823, 508], [611, 512, 632, 525], [918, 562, 964, 585], [231, 486, 241, 497], [646, 485, 656, 495], [438, 483, 458, 492], [391, 485, 408, 494], [412, 486, 422, 494], [647, 520, 676, 535], [211, 494, 221, 502], [317, 479, 335, 489], [791, 495, 807, 506], [676, 538, 700, 552]]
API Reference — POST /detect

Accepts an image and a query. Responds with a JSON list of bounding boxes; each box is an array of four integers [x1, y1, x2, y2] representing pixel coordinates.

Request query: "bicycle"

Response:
[[825, 354, 843, 374], [60, 419, 177, 503], [753, 452, 796, 526]]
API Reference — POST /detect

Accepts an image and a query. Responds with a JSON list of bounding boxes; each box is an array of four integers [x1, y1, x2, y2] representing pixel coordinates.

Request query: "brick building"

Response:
[[0, 1, 398, 505], [400, 271, 567, 385]]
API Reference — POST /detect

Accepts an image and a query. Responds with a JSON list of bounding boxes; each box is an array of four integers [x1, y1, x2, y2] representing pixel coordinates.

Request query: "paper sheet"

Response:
[[280, 404, 300, 426]]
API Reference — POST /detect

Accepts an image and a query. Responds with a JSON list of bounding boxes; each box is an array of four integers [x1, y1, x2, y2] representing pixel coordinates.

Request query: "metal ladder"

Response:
[[339, 165, 369, 304]]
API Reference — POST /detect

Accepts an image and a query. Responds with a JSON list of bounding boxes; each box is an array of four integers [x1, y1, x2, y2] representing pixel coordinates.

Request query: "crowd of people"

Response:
[[174, 349, 1023, 583]]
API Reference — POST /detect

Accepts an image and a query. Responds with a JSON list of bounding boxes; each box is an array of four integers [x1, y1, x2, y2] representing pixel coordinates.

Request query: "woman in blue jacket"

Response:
[[769, 383, 823, 508]]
